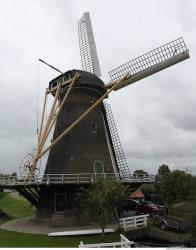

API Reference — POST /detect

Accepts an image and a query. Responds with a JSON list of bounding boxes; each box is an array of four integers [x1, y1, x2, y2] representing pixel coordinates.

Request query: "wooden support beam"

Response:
[[27, 73, 79, 180], [16, 187, 39, 207], [38, 72, 79, 151], [37, 91, 47, 144], [38, 80, 61, 148], [27, 79, 62, 180], [36, 74, 130, 160]]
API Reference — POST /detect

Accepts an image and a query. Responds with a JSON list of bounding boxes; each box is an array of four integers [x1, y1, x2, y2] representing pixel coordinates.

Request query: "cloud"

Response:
[[0, 0, 195, 176]]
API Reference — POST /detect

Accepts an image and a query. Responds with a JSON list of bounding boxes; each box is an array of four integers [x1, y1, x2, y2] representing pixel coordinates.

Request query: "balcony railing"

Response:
[[0, 173, 155, 186]]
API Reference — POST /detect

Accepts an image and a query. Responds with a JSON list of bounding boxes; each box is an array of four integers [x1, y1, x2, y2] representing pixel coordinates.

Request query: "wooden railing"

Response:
[[79, 234, 134, 248], [119, 214, 149, 231], [0, 173, 155, 186]]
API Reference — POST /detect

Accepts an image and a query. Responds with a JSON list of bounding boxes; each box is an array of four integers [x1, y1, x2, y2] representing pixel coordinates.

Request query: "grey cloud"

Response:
[[0, 0, 195, 176]]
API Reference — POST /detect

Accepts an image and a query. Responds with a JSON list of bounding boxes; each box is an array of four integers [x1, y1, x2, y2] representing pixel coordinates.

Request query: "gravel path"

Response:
[[0, 217, 118, 235]]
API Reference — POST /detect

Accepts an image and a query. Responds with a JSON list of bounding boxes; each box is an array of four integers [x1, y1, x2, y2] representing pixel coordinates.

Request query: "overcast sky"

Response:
[[0, 0, 195, 175]]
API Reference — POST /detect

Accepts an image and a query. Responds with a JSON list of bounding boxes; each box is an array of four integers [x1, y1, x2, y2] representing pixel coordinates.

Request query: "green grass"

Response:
[[0, 220, 5, 225], [169, 201, 193, 220], [0, 192, 7, 200], [0, 229, 120, 247], [0, 193, 34, 219], [150, 224, 192, 242], [0, 192, 120, 247]]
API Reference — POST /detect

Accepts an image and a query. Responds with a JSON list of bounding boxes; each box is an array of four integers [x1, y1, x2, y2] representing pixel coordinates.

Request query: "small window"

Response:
[[91, 122, 97, 134], [89, 96, 94, 103]]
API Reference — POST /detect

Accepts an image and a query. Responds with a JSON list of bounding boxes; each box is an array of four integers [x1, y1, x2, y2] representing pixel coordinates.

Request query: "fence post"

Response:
[[47, 175, 50, 185], [91, 173, 94, 183], [123, 218, 126, 231], [12, 176, 15, 186], [144, 215, 147, 227], [79, 241, 84, 248], [134, 216, 137, 229]]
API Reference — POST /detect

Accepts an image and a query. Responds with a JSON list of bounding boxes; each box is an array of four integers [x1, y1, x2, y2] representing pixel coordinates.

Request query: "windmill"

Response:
[[0, 12, 189, 226]]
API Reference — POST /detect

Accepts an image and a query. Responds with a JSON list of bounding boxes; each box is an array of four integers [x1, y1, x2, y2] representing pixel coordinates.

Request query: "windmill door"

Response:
[[94, 161, 104, 179], [55, 193, 68, 212]]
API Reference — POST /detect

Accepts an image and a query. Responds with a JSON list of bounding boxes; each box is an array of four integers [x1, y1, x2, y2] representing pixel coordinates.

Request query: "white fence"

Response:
[[78, 234, 134, 248], [0, 173, 155, 186], [119, 214, 149, 231]]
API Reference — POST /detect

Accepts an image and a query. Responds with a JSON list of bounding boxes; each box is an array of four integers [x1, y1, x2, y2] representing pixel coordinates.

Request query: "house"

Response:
[[129, 189, 145, 201]]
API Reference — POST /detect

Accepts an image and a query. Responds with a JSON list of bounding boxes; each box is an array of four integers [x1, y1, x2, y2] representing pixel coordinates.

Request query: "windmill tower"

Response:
[[43, 12, 130, 179], [0, 12, 190, 226]]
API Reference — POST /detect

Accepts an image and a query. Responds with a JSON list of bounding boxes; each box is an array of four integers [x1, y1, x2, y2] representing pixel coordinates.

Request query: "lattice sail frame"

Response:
[[108, 37, 188, 82], [78, 12, 101, 77], [103, 101, 131, 177]]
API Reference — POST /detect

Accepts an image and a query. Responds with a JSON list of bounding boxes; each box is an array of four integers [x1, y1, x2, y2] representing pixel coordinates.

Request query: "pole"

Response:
[[37, 91, 47, 144], [38, 59, 63, 74]]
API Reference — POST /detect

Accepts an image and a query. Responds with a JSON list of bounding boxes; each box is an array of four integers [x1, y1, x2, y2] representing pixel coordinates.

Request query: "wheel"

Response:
[[20, 153, 40, 178], [160, 222, 167, 231]]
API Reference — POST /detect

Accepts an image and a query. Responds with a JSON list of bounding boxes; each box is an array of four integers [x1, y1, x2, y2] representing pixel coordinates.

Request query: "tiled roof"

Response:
[[130, 189, 144, 198]]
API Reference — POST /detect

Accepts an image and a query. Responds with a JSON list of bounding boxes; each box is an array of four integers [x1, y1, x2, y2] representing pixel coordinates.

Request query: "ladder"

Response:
[[103, 101, 131, 177]]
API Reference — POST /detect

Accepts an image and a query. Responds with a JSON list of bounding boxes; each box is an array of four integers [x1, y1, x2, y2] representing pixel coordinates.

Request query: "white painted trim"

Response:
[[48, 228, 114, 236]]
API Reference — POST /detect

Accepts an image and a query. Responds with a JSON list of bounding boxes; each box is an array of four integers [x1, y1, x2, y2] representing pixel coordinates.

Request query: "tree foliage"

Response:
[[133, 169, 148, 176], [156, 164, 171, 181], [76, 181, 128, 239], [11, 172, 17, 177], [190, 199, 196, 244], [159, 170, 194, 204], [140, 183, 156, 196]]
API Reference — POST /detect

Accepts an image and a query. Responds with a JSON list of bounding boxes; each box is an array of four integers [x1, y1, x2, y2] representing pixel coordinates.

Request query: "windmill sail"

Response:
[[78, 12, 102, 77], [107, 37, 190, 90], [103, 101, 131, 177]]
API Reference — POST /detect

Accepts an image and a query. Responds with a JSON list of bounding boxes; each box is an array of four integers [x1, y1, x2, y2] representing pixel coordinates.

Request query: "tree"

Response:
[[159, 170, 194, 204], [133, 169, 148, 176], [76, 180, 128, 240], [190, 201, 196, 246], [11, 172, 17, 177], [156, 164, 171, 181], [189, 177, 196, 245], [140, 183, 156, 196]]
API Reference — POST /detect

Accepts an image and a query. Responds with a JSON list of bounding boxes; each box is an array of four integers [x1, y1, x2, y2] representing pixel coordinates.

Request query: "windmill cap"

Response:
[[49, 69, 105, 92]]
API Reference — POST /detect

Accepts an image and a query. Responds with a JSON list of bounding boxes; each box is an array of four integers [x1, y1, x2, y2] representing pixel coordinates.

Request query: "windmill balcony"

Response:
[[0, 173, 155, 187]]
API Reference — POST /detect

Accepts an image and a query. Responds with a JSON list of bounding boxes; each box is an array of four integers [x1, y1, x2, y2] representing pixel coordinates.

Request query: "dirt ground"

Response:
[[0, 216, 118, 235]]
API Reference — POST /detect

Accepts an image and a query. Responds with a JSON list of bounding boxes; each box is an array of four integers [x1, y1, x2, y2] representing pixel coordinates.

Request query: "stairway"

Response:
[[103, 101, 131, 177]]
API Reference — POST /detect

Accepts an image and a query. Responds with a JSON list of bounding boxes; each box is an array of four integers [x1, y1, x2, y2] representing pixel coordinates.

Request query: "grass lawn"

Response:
[[169, 201, 193, 219], [0, 229, 120, 247], [0, 220, 5, 225], [168, 199, 196, 242], [0, 192, 7, 200], [150, 224, 192, 240], [0, 192, 121, 247], [0, 193, 34, 219]]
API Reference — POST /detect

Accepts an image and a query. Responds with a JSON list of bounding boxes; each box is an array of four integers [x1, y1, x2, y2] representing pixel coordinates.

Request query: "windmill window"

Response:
[[89, 96, 94, 103], [91, 122, 97, 134]]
